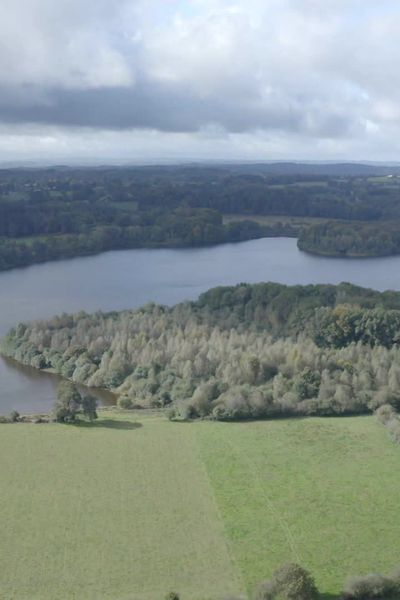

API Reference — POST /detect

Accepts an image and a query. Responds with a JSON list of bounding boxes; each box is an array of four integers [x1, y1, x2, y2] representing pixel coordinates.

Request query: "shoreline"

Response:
[[297, 242, 400, 259]]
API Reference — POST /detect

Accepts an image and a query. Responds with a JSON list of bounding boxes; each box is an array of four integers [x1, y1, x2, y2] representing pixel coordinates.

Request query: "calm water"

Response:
[[2, 237, 400, 413]]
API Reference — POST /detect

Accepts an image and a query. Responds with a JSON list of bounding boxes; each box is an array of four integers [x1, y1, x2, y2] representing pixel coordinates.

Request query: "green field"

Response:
[[267, 181, 329, 189], [1, 413, 399, 599], [222, 214, 334, 228]]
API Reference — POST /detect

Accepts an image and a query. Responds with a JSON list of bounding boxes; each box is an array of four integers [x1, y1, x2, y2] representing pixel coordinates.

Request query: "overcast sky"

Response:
[[1, 0, 399, 164]]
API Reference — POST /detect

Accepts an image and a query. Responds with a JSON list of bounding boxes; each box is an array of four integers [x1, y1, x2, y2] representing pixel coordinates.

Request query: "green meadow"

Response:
[[1, 413, 399, 599]]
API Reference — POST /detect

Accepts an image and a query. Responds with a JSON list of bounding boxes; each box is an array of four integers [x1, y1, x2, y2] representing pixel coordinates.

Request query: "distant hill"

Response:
[[220, 162, 400, 177], [1, 161, 400, 177]]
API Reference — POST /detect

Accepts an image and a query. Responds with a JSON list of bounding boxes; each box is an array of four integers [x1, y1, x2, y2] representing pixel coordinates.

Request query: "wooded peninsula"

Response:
[[4, 281, 400, 423]]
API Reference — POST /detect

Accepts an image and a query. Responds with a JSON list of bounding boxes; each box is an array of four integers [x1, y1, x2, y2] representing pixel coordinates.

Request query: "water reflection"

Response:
[[0, 354, 116, 414]]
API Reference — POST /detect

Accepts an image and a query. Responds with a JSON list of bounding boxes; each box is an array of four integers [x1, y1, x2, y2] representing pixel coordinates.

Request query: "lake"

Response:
[[2, 237, 400, 413]]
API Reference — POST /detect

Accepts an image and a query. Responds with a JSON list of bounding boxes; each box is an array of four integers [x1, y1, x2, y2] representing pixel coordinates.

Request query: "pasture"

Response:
[[222, 213, 333, 228], [0, 413, 399, 599]]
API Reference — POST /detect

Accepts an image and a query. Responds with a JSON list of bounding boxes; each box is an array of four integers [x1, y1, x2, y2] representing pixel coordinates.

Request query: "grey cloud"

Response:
[[0, 0, 373, 139], [0, 78, 360, 139]]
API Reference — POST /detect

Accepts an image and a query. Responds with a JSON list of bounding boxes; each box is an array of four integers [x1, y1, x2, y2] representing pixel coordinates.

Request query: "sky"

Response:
[[1, 0, 400, 164]]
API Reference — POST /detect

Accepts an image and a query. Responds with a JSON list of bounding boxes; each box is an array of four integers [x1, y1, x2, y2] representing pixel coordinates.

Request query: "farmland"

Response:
[[222, 213, 333, 228], [0, 413, 399, 599]]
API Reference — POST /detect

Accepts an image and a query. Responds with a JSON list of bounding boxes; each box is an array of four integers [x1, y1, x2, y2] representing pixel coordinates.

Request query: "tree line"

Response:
[[0, 209, 284, 271], [3, 167, 399, 232], [298, 221, 400, 258]]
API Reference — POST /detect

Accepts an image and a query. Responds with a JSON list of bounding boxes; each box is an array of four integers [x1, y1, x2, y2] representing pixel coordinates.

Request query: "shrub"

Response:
[[253, 563, 319, 600], [375, 404, 397, 424], [166, 407, 177, 421], [375, 404, 400, 445], [165, 593, 180, 600], [178, 402, 196, 420], [118, 395, 134, 409], [272, 563, 319, 600], [191, 382, 218, 416], [342, 573, 399, 599], [9, 410, 20, 423]]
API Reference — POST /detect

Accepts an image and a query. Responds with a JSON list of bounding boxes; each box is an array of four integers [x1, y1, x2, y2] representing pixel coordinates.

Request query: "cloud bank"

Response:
[[0, 0, 399, 162]]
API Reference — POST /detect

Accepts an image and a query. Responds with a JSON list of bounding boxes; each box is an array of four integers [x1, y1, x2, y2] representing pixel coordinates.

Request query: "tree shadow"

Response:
[[320, 593, 341, 600], [75, 419, 142, 430]]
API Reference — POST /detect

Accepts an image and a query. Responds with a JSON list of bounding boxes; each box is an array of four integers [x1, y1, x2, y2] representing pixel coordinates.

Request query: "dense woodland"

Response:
[[298, 221, 400, 257], [0, 208, 283, 271], [4, 282, 400, 421], [1, 165, 400, 268]]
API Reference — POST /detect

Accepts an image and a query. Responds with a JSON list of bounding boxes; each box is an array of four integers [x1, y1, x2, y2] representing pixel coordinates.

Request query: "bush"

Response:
[[253, 563, 319, 600], [165, 593, 180, 600], [118, 395, 134, 409], [166, 407, 177, 421], [375, 404, 397, 424], [9, 410, 20, 423], [273, 563, 319, 600], [375, 404, 400, 445], [342, 573, 399, 599], [178, 402, 196, 420]]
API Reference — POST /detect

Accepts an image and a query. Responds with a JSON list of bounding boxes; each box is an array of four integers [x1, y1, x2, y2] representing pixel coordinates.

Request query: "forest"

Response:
[[4, 282, 400, 421], [0, 208, 282, 271], [1, 165, 400, 269], [298, 221, 400, 257]]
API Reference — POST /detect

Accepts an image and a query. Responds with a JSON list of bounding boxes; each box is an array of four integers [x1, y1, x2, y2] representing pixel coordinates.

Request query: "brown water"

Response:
[[2, 237, 400, 413]]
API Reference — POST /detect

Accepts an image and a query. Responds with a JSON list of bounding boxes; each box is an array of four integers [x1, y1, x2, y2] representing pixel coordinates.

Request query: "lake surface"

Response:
[[2, 237, 400, 413]]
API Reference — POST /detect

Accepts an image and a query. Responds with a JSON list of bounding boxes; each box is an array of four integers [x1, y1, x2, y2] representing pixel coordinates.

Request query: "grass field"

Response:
[[267, 182, 329, 189], [1, 413, 400, 599], [222, 214, 334, 228]]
